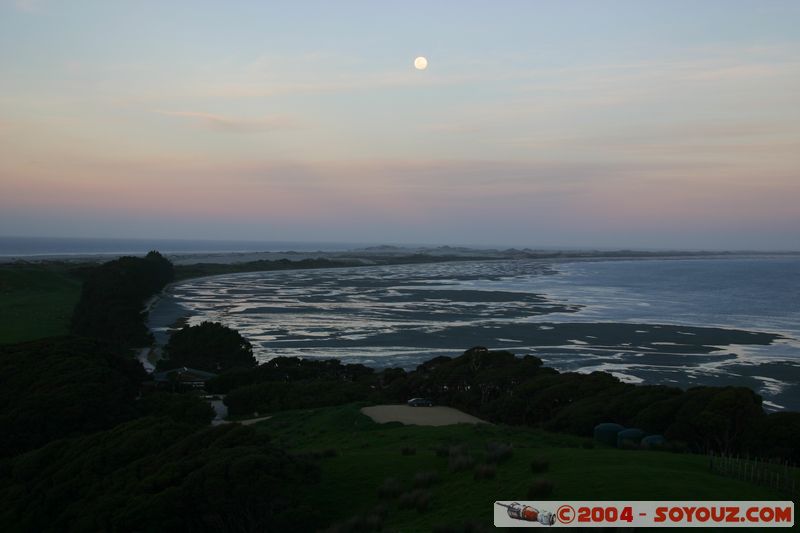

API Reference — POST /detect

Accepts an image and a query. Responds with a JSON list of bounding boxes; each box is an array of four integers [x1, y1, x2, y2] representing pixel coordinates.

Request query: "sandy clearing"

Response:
[[211, 415, 272, 427], [361, 405, 487, 426], [238, 415, 273, 426]]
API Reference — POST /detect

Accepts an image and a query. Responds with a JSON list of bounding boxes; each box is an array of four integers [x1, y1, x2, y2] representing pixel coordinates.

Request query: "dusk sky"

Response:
[[1, 1, 798, 250]]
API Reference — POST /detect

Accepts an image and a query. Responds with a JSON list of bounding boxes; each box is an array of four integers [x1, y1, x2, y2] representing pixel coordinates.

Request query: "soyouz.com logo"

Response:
[[493, 501, 794, 527]]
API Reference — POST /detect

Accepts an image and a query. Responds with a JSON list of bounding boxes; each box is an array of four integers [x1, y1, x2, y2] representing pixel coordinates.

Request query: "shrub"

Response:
[[435, 445, 450, 458], [398, 490, 432, 513], [402, 446, 417, 456], [415, 491, 432, 513], [448, 453, 475, 472], [581, 440, 595, 449], [473, 463, 496, 480], [664, 440, 689, 454], [377, 477, 402, 499], [530, 457, 549, 473], [527, 478, 554, 498], [413, 470, 440, 488], [486, 442, 513, 463]]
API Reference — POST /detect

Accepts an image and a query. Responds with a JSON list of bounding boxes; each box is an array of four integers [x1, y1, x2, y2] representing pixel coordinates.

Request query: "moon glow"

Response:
[[414, 56, 428, 70]]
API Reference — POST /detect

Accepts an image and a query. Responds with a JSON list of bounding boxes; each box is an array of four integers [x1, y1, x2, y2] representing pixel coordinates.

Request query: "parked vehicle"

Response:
[[407, 397, 434, 407]]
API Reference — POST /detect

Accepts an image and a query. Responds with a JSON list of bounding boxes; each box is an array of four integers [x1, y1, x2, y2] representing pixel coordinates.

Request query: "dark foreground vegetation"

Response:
[[0, 418, 319, 532], [0, 337, 145, 457], [212, 347, 800, 462], [2, 336, 797, 531], [1, 252, 798, 531], [158, 321, 257, 372], [0, 336, 319, 532], [71, 251, 173, 346]]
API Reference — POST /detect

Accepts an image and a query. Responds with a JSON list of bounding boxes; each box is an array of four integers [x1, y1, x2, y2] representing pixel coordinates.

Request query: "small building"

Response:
[[153, 367, 218, 389]]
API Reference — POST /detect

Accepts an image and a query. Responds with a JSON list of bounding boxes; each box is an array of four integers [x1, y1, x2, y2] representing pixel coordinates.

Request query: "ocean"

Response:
[[148, 257, 800, 410]]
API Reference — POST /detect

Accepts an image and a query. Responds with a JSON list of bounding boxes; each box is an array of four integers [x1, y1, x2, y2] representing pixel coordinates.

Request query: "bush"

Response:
[[0, 419, 320, 532], [527, 478, 554, 498], [473, 463, 496, 480], [530, 458, 550, 473], [448, 453, 475, 472], [0, 337, 146, 458], [319, 448, 338, 458], [377, 477, 402, 499], [137, 392, 215, 426], [448, 444, 466, 456], [398, 490, 432, 513], [664, 440, 689, 454], [486, 442, 513, 463], [581, 440, 595, 449], [413, 470, 440, 488], [402, 446, 416, 456]]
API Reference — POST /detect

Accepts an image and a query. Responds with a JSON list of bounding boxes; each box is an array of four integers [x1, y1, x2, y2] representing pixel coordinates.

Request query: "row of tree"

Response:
[[208, 346, 800, 462], [70, 251, 173, 346]]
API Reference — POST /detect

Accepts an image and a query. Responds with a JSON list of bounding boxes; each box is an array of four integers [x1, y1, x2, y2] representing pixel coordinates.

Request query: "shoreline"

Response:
[[144, 256, 800, 411], [4, 246, 799, 265]]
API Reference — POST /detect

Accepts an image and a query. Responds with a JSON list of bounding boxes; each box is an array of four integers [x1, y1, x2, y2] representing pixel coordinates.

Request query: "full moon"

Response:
[[414, 56, 428, 70]]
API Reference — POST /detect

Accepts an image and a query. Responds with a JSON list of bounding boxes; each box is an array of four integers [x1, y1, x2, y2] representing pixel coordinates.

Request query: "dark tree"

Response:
[[161, 321, 256, 373], [0, 419, 319, 532], [0, 336, 145, 457], [137, 392, 215, 425], [71, 251, 174, 346]]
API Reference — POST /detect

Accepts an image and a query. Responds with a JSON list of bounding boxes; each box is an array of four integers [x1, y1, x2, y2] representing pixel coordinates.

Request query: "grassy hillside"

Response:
[[252, 404, 787, 532], [0, 265, 82, 344]]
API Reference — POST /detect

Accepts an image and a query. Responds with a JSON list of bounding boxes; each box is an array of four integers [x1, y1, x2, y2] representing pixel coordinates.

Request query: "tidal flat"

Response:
[[149, 257, 800, 410]]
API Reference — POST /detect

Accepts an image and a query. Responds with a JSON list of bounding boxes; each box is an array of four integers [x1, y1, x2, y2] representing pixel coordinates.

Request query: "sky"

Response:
[[1, 1, 798, 250]]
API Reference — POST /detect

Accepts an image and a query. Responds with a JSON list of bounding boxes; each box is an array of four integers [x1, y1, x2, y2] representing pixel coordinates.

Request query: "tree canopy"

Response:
[[208, 346, 800, 461], [0, 419, 319, 532], [161, 321, 256, 373], [0, 336, 145, 457], [71, 251, 174, 346]]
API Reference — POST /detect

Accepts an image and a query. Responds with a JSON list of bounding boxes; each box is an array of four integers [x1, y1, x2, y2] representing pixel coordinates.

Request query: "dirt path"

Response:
[[136, 347, 155, 373], [361, 405, 487, 426]]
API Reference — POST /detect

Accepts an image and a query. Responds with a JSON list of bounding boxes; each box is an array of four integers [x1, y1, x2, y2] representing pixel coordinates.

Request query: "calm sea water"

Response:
[[149, 257, 800, 410]]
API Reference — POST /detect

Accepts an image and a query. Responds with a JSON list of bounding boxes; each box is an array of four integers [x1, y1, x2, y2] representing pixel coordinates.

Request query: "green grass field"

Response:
[[253, 404, 789, 532], [0, 265, 82, 344]]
